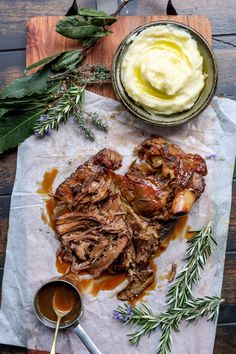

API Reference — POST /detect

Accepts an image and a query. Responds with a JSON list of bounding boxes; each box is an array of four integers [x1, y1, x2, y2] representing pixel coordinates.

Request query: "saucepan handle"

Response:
[[73, 323, 102, 354]]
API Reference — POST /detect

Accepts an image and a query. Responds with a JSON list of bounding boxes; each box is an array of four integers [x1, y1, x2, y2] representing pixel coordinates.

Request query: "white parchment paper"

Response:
[[0, 91, 236, 354]]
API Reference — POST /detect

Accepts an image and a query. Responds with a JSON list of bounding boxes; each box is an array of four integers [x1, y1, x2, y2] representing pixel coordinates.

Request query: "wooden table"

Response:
[[0, 1, 235, 353]]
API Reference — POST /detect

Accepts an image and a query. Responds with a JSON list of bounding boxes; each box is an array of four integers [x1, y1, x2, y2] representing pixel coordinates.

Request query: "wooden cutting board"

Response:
[[26, 14, 211, 354], [26, 15, 212, 100]]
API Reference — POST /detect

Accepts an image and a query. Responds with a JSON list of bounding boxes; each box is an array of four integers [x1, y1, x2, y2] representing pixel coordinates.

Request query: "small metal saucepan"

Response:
[[33, 277, 102, 354]]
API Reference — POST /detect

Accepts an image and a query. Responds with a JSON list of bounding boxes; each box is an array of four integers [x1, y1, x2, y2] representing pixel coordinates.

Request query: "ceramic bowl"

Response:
[[112, 21, 218, 126]]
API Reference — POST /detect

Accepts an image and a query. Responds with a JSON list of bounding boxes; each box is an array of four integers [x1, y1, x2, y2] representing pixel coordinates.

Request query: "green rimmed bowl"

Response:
[[111, 21, 218, 126]]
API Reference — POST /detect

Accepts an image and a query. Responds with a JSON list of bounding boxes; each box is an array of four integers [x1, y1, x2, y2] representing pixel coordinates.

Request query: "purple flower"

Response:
[[113, 310, 125, 321], [205, 153, 217, 159], [113, 305, 134, 322]]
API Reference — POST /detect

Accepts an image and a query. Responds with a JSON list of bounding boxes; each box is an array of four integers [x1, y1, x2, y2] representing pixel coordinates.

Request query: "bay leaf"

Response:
[[51, 49, 83, 71], [56, 16, 100, 39], [92, 30, 112, 38], [25, 52, 62, 74], [0, 66, 52, 100], [0, 108, 9, 119], [0, 108, 45, 153], [89, 16, 116, 27]]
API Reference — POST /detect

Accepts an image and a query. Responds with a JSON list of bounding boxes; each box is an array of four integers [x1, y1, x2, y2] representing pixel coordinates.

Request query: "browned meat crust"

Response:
[[53, 137, 207, 301]]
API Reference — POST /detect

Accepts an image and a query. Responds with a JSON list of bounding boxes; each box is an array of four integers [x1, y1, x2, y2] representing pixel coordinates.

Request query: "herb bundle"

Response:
[[0, 2, 133, 153], [114, 222, 223, 354]]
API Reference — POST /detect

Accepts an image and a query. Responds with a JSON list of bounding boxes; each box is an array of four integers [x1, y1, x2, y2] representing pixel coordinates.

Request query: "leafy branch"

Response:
[[114, 222, 223, 354], [0, 2, 132, 153]]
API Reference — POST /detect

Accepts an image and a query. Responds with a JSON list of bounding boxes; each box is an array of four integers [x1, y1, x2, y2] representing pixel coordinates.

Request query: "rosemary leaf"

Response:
[[167, 221, 215, 308], [114, 222, 222, 354]]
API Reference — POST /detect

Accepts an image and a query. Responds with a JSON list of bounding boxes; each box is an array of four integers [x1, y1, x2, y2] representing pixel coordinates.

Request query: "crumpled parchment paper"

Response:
[[0, 91, 236, 354]]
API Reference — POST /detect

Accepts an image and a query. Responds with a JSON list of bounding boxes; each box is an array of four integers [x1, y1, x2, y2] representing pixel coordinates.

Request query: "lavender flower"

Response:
[[113, 305, 134, 322], [205, 153, 217, 159]]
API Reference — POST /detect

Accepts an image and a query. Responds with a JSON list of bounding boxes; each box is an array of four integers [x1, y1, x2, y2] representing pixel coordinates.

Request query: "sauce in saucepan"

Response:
[[36, 281, 81, 324]]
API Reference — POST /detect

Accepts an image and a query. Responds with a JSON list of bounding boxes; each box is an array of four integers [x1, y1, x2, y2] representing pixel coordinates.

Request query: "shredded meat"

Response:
[[53, 137, 207, 300]]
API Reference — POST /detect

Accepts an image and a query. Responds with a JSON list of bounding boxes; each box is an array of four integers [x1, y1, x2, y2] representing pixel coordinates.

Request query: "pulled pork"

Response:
[[54, 138, 207, 301]]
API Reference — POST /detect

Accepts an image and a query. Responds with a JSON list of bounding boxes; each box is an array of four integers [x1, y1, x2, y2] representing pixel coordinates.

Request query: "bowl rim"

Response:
[[111, 20, 218, 127]]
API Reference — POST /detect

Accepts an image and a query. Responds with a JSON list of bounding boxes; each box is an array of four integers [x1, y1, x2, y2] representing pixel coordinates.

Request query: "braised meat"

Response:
[[54, 138, 207, 301]]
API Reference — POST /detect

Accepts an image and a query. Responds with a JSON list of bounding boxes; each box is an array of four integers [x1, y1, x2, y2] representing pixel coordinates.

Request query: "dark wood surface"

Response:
[[0, 1, 235, 353]]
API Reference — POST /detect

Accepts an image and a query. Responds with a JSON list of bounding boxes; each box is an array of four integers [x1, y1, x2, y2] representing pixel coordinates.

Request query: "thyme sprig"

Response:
[[49, 64, 111, 86], [114, 222, 223, 354]]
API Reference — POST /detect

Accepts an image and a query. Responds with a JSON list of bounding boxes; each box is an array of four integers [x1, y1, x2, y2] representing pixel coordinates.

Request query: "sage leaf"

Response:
[[0, 108, 9, 119], [0, 108, 45, 153], [56, 16, 100, 39], [78, 8, 117, 26], [25, 53, 62, 74], [51, 49, 83, 71], [89, 16, 116, 27], [0, 66, 52, 100], [1, 100, 46, 111], [92, 30, 112, 38]]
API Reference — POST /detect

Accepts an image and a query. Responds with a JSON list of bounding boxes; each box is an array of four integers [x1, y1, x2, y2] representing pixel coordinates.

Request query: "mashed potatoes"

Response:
[[121, 24, 205, 115]]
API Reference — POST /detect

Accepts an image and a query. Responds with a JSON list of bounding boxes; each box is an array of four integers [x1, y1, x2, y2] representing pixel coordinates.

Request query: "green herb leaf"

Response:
[[51, 49, 83, 71], [56, 16, 100, 39], [24, 52, 62, 74], [0, 108, 46, 153], [0, 108, 10, 119], [0, 66, 52, 100], [78, 7, 116, 26], [92, 29, 113, 38]]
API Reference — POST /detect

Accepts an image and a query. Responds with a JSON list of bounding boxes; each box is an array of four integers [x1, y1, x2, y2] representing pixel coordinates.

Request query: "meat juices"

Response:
[[53, 138, 207, 301]]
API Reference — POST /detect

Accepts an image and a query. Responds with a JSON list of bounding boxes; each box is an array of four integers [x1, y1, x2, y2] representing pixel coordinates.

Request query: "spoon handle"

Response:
[[73, 323, 102, 354], [50, 315, 61, 354]]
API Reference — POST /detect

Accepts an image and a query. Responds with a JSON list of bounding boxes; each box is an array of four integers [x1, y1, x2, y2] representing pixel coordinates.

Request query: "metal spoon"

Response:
[[50, 287, 74, 354]]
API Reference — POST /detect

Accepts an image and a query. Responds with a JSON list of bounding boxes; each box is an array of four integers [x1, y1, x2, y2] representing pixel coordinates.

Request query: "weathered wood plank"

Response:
[[214, 325, 236, 353], [0, 196, 11, 268], [96, 0, 118, 13], [0, 50, 25, 88], [119, 0, 236, 35], [213, 35, 236, 49], [215, 49, 236, 99], [0, 344, 26, 354], [0, 149, 17, 195], [218, 304, 236, 324], [220, 252, 236, 305], [0, 0, 96, 50]]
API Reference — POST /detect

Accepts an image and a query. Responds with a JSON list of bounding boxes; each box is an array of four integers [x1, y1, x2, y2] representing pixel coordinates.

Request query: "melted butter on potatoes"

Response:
[[121, 24, 205, 115]]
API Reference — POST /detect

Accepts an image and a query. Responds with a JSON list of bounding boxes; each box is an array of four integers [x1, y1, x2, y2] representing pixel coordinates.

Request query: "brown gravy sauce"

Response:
[[38, 169, 193, 305], [36, 282, 81, 323]]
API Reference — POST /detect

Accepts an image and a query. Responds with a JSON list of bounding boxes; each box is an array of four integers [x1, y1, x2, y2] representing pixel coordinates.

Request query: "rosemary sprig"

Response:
[[167, 221, 216, 308], [34, 84, 108, 140], [33, 85, 83, 137], [114, 222, 222, 354]]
